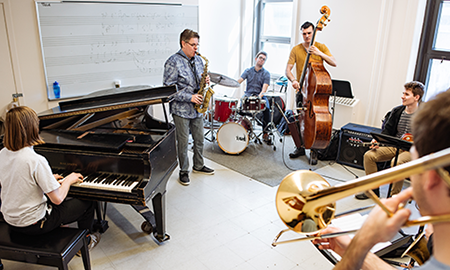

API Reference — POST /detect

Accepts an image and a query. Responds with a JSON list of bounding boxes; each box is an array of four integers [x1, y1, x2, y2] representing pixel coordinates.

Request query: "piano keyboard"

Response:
[[330, 96, 358, 107], [53, 170, 140, 193]]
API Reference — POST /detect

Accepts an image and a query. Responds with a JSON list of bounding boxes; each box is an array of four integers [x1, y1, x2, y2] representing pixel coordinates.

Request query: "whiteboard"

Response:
[[36, 2, 198, 100]]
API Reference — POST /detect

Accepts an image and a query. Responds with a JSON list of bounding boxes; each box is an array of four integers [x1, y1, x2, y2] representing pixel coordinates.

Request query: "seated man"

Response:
[[313, 89, 450, 269], [238, 51, 272, 145], [356, 81, 424, 200]]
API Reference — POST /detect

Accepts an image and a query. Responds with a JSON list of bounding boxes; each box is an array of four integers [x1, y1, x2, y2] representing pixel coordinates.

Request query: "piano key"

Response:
[[56, 171, 140, 193]]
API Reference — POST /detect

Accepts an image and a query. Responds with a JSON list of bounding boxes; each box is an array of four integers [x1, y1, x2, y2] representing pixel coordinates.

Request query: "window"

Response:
[[415, 0, 450, 101], [254, 0, 293, 76]]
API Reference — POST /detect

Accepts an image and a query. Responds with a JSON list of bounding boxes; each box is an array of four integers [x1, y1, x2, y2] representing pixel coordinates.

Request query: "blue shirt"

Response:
[[240, 67, 270, 96], [420, 256, 450, 269], [163, 49, 204, 119]]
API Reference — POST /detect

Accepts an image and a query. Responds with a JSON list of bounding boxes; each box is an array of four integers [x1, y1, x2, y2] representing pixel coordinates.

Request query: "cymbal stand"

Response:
[[264, 95, 283, 151], [203, 84, 218, 144]]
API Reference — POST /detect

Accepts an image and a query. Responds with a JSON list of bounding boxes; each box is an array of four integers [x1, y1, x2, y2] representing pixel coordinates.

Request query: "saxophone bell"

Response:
[[194, 52, 214, 114]]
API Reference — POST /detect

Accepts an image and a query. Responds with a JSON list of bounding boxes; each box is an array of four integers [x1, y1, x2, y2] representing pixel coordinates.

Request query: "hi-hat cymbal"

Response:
[[209, 72, 240, 88]]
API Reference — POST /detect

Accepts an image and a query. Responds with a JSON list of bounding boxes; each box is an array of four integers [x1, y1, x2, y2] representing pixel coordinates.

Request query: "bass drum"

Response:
[[217, 118, 252, 154]]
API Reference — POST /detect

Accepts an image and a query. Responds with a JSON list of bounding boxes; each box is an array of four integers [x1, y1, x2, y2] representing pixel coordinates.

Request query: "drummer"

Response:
[[237, 51, 272, 145]]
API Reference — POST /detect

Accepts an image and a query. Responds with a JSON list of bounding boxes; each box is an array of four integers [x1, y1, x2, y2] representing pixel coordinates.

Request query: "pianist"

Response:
[[0, 106, 100, 249], [163, 29, 214, 186]]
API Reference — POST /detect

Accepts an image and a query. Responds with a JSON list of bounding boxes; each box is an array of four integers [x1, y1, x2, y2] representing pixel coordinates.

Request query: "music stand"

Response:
[[370, 132, 413, 197]]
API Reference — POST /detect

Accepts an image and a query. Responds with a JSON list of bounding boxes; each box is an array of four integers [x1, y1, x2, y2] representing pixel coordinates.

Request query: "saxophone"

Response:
[[194, 52, 214, 114]]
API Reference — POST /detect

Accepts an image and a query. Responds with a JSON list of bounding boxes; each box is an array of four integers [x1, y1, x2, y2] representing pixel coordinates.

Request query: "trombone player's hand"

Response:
[[359, 187, 412, 246], [312, 226, 352, 257], [313, 188, 413, 259]]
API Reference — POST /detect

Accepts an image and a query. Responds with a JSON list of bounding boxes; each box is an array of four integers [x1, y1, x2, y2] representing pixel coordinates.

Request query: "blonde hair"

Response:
[[3, 106, 44, 151]]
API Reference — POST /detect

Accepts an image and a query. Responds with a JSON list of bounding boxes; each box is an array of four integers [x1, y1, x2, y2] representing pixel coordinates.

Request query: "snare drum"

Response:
[[241, 96, 262, 113], [217, 117, 252, 154], [214, 96, 238, 122]]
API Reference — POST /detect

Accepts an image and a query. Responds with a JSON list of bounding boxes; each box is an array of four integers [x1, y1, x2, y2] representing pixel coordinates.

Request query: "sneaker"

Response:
[[77, 232, 101, 256], [289, 147, 305, 158], [88, 232, 101, 251], [192, 166, 215, 175], [179, 172, 190, 186]]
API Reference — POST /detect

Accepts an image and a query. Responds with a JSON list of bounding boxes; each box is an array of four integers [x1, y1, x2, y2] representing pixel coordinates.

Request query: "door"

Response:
[[0, 3, 17, 130]]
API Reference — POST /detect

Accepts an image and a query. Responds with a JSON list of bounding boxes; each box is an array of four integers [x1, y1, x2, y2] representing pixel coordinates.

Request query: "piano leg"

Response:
[[152, 192, 170, 243], [93, 201, 109, 233], [132, 192, 170, 244]]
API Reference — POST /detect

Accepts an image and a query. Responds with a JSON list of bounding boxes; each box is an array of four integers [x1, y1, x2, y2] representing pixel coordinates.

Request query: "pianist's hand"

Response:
[[312, 226, 352, 257], [62, 172, 84, 185]]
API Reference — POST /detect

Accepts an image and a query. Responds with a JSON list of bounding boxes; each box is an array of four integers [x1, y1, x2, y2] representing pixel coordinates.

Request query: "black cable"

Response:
[[280, 136, 359, 183], [340, 163, 360, 178]]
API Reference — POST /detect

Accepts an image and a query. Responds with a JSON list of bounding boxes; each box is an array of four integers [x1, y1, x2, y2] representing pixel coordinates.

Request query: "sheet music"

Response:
[[327, 213, 392, 260]]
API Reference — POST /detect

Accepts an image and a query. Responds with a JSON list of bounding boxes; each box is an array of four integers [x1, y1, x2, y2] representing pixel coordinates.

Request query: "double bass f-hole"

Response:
[[307, 100, 314, 119]]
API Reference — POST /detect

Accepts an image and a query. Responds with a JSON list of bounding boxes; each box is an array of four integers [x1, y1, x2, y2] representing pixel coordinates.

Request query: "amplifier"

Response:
[[337, 123, 382, 170]]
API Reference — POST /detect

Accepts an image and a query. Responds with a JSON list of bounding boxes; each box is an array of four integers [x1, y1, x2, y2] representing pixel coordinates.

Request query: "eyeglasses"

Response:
[[186, 42, 199, 48], [257, 56, 267, 61]]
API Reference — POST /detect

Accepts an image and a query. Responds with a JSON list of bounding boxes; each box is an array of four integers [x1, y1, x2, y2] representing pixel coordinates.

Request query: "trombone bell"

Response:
[[276, 170, 335, 234], [273, 147, 450, 246]]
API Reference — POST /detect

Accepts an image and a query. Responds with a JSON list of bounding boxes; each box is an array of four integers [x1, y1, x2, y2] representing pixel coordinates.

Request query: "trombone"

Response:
[[272, 147, 450, 246]]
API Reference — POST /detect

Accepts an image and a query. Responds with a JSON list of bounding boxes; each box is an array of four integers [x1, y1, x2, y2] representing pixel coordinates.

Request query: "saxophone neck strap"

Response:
[[177, 51, 200, 91]]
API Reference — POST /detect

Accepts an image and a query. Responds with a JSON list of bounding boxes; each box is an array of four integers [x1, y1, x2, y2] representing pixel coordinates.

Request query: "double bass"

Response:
[[296, 6, 333, 150]]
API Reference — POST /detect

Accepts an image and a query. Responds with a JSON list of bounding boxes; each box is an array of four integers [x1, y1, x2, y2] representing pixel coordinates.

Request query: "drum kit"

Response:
[[205, 72, 283, 154]]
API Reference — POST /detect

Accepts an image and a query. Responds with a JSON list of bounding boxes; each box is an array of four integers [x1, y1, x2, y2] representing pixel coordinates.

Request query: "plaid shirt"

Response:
[[163, 49, 204, 119]]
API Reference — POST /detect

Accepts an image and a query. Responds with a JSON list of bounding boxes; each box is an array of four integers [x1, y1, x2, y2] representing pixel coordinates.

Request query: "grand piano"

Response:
[[35, 85, 178, 243]]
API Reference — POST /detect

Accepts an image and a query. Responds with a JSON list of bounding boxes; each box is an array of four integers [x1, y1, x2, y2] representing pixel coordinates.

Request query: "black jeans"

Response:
[[9, 198, 95, 235]]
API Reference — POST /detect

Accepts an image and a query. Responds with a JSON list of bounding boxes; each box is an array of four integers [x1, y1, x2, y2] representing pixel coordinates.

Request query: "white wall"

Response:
[[1, 0, 427, 129]]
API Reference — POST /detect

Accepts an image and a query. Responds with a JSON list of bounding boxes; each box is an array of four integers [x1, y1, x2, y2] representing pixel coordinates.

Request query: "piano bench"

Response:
[[0, 222, 91, 270]]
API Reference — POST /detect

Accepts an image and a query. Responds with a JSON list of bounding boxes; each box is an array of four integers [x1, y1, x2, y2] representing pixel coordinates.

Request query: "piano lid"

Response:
[[39, 85, 177, 120]]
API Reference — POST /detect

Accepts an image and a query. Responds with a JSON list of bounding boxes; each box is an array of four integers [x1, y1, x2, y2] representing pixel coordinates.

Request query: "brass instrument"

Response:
[[401, 231, 430, 265], [272, 147, 450, 246], [194, 52, 214, 113]]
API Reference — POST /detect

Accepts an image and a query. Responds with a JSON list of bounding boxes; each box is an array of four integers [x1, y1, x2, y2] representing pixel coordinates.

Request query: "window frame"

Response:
[[253, 0, 293, 76], [414, 0, 450, 92]]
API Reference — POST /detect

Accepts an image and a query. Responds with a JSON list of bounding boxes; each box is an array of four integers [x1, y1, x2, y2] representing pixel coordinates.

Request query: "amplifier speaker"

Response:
[[337, 123, 382, 170]]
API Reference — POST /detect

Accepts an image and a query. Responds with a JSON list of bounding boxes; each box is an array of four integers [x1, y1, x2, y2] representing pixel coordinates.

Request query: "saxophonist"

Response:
[[163, 29, 214, 186]]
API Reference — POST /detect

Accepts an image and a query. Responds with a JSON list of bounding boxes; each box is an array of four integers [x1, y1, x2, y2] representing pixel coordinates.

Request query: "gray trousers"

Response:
[[172, 114, 205, 173]]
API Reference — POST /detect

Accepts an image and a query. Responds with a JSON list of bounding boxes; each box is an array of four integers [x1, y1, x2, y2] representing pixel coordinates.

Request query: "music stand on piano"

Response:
[[370, 132, 413, 198]]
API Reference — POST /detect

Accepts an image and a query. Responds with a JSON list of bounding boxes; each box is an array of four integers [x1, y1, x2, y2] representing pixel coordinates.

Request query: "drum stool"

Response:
[[0, 222, 91, 270]]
